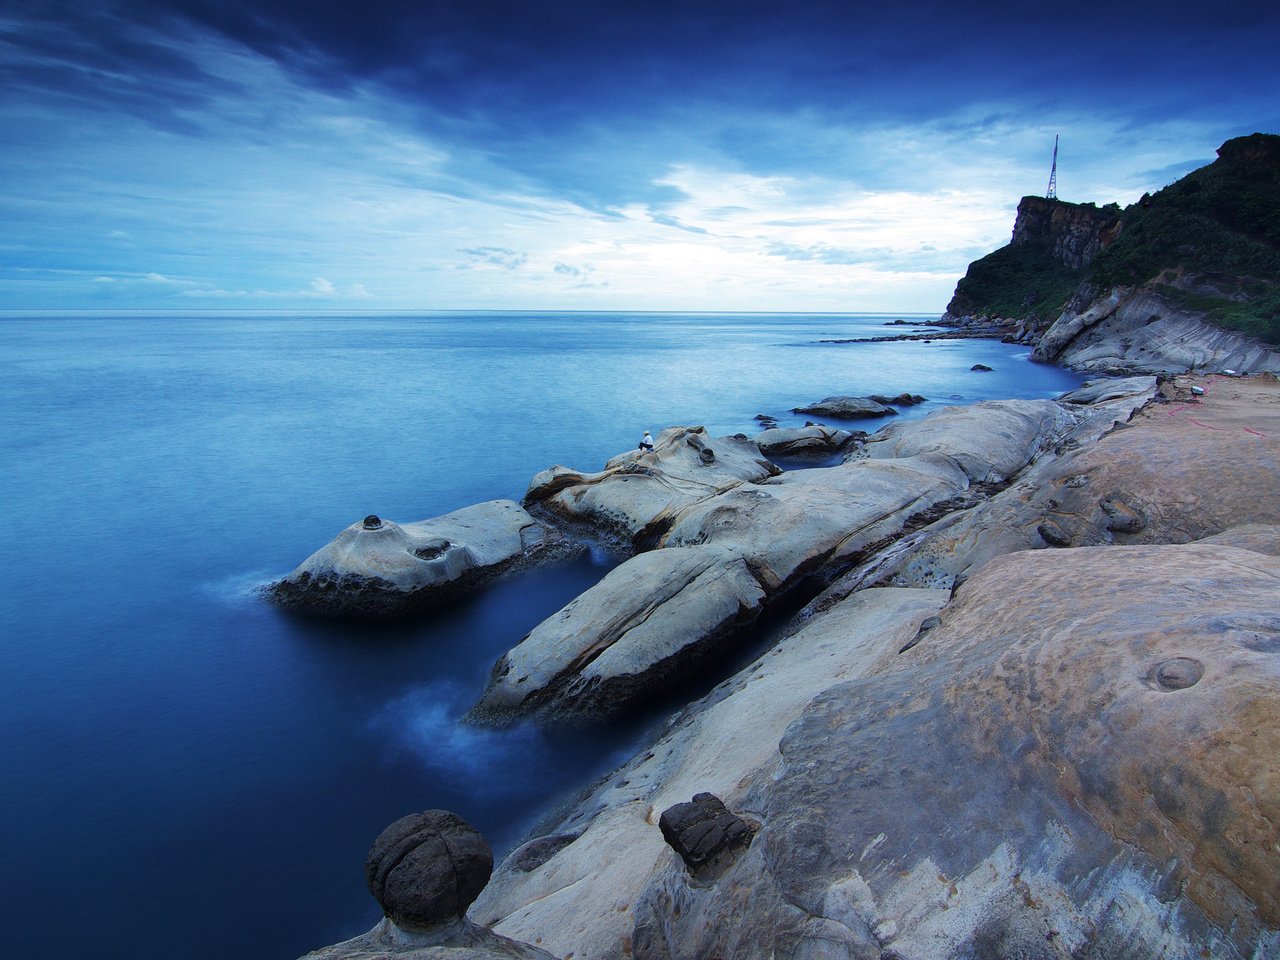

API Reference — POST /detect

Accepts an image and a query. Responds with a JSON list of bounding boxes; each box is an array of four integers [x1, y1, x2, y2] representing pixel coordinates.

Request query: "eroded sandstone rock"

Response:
[[269, 500, 566, 618], [523, 426, 778, 547], [753, 424, 858, 458], [630, 544, 1280, 960]]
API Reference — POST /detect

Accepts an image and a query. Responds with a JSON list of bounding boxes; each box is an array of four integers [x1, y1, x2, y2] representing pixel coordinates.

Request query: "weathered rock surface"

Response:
[[866, 374, 1280, 591], [301, 917, 557, 960], [469, 587, 948, 960], [472, 397, 1094, 723], [523, 426, 778, 547], [1057, 374, 1158, 405], [658, 455, 969, 589], [856, 398, 1077, 483], [269, 500, 564, 618], [469, 545, 767, 722], [1196, 522, 1280, 556], [629, 544, 1280, 960], [1033, 285, 1280, 374], [753, 423, 857, 458], [791, 395, 899, 418]]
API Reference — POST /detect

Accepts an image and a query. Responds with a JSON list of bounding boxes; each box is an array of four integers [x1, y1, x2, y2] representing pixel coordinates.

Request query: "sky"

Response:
[[2, 1, 1278, 312]]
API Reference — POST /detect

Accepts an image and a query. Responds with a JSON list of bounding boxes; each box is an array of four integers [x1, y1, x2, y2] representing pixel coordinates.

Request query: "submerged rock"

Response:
[[268, 500, 568, 618]]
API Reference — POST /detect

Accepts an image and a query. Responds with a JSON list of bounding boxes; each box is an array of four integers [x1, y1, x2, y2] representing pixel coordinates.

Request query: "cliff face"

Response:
[[1009, 195, 1122, 270], [947, 133, 1280, 370]]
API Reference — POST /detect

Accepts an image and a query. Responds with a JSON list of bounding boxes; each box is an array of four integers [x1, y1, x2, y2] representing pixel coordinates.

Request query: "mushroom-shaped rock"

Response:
[[658, 793, 757, 880], [523, 427, 778, 547], [366, 811, 494, 930], [268, 500, 565, 618], [790, 395, 898, 419]]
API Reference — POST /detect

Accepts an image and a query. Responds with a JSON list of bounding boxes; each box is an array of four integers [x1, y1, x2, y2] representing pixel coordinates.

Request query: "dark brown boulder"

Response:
[[658, 793, 757, 880], [365, 810, 494, 931]]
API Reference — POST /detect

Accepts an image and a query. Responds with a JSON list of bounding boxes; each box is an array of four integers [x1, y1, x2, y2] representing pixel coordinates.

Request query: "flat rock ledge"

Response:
[[267, 500, 572, 618]]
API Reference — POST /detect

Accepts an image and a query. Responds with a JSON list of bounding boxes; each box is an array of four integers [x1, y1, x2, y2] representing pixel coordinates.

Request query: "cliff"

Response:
[[947, 133, 1280, 371]]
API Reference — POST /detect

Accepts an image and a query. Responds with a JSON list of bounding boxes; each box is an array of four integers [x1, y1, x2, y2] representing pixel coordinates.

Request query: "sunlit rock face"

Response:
[[268, 499, 567, 617]]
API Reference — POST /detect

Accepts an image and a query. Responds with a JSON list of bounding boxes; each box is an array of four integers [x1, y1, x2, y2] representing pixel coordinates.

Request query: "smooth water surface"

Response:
[[0, 312, 1081, 959]]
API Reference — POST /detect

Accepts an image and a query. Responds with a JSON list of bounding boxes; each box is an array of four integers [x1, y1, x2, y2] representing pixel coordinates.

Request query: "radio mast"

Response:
[[1046, 134, 1059, 200]]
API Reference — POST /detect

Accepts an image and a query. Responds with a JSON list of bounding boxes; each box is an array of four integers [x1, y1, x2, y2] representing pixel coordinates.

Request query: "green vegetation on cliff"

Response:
[[947, 241, 1082, 323], [949, 133, 1280, 344]]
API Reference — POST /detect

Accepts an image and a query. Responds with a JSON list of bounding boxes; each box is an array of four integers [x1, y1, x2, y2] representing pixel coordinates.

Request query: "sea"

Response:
[[0, 311, 1082, 959]]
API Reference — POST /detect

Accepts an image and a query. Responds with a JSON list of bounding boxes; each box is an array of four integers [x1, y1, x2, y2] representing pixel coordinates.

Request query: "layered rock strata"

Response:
[[1032, 285, 1280, 374]]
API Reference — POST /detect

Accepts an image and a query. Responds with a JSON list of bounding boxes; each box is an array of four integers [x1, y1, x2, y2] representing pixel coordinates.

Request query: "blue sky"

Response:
[[2, 0, 1277, 311]]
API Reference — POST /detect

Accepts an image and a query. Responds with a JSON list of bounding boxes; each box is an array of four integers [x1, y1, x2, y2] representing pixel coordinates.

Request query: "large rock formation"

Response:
[[629, 543, 1280, 960], [1032, 283, 1280, 374], [469, 587, 950, 960], [851, 373, 1280, 593], [947, 133, 1280, 372], [470, 398, 1111, 722], [523, 426, 778, 548], [1008, 194, 1123, 270], [268, 500, 567, 618]]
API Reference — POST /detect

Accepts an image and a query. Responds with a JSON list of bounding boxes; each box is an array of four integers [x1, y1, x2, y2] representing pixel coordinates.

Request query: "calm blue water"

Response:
[[0, 312, 1081, 959]]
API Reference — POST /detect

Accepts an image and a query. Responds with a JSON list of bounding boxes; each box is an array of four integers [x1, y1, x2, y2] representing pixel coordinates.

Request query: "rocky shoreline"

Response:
[[281, 347, 1280, 959]]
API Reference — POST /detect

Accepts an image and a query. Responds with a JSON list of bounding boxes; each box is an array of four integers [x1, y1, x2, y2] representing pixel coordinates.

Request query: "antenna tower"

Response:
[[1046, 134, 1059, 200]]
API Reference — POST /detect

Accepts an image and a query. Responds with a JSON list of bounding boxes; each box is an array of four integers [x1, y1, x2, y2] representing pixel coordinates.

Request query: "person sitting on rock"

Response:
[[639, 431, 654, 452]]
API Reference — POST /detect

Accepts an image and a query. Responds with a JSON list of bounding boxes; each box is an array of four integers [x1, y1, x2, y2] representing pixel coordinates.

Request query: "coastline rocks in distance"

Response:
[[1033, 285, 1280, 375], [301, 809, 555, 960], [523, 426, 779, 548], [628, 544, 1280, 960], [753, 424, 859, 458], [268, 500, 567, 618], [791, 395, 898, 418]]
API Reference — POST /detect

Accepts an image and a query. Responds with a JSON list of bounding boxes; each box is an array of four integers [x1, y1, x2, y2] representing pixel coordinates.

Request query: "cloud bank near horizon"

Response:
[[2, 1, 1277, 312]]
